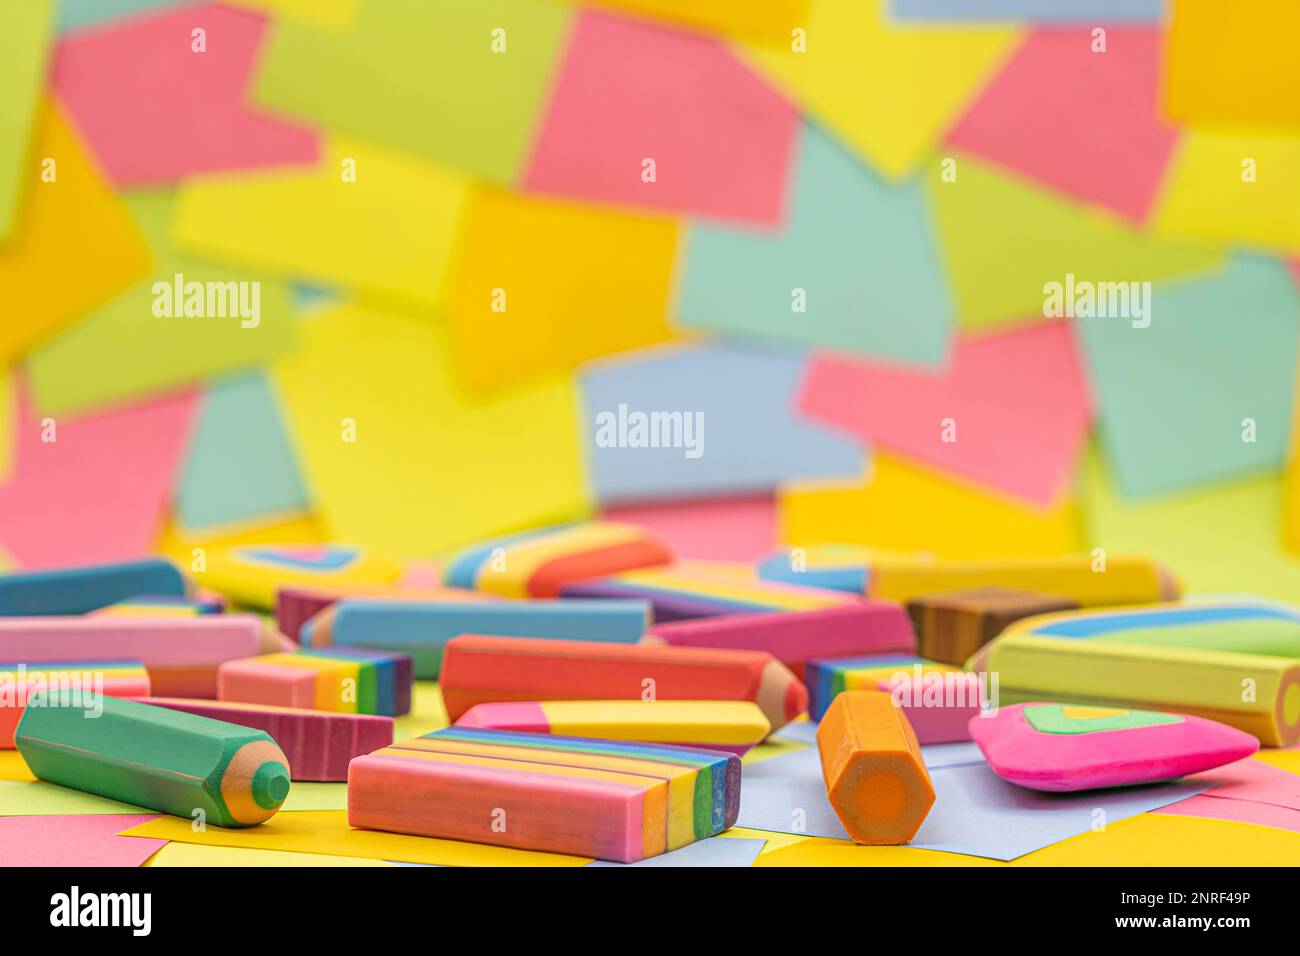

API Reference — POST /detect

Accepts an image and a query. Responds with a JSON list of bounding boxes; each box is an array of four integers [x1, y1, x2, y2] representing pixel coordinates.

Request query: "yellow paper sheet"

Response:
[[271, 303, 589, 558], [0, 780, 145, 816], [755, 836, 998, 867], [737, 0, 1020, 179], [172, 138, 468, 313], [0, 0, 52, 241], [26, 190, 295, 416], [119, 811, 593, 867], [1016, 812, 1300, 866], [930, 154, 1226, 331], [1080, 444, 1300, 602], [1254, 750, 1300, 775], [554, 0, 810, 42], [780, 454, 1081, 559], [1153, 131, 1300, 254], [0, 752, 35, 783], [224, 0, 361, 29], [443, 187, 679, 392], [0, 101, 151, 365], [144, 843, 394, 867], [1165, 0, 1300, 129]]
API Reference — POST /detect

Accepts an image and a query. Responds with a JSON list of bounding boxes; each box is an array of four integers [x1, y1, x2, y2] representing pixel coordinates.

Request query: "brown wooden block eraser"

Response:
[[906, 587, 1078, 665]]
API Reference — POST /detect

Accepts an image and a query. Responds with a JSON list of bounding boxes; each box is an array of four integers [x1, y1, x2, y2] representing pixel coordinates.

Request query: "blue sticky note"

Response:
[[1075, 256, 1300, 498], [891, 0, 1164, 20], [57, 0, 195, 33], [677, 124, 952, 365], [581, 344, 863, 502], [735, 745, 1206, 860], [587, 837, 768, 868], [176, 372, 309, 531], [303, 599, 650, 678]]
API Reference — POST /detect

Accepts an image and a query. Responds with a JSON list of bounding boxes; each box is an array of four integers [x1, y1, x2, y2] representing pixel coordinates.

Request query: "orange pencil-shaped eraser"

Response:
[[816, 691, 934, 845]]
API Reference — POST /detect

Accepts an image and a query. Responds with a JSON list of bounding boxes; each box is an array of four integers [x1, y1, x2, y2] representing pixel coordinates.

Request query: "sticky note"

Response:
[[25, 190, 294, 416], [737, 0, 1020, 179], [677, 124, 951, 364], [176, 372, 309, 531], [553, 0, 810, 41], [271, 303, 588, 557], [145, 843, 392, 867], [946, 29, 1179, 223], [0, 814, 165, 867], [1075, 257, 1300, 498], [1166, 0, 1300, 129], [443, 188, 678, 392], [254, 0, 571, 183], [118, 810, 591, 866], [172, 137, 467, 312], [929, 154, 1226, 332], [524, 11, 798, 224], [0, 101, 151, 367], [799, 322, 1090, 505], [891, 0, 1164, 19], [0, 383, 197, 570], [1081, 444, 1300, 604], [603, 497, 777, 563], [56, 0, 192, 33], [780, 454, 1081, 559], [582, 344, 861, 502], [223, 0, 360, 29], [51, 4, 318, 186], [0, 0, 53, 241], [1154, 132, 1300, 254]]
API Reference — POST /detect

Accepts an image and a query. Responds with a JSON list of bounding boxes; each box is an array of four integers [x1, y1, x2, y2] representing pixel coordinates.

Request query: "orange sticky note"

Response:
[[0, 101, 151, 365]]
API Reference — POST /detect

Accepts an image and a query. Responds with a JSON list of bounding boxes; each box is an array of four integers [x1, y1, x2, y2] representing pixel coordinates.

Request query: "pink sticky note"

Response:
[[602, 496, 777, 562], [1183, 756, 1300, 809], [51, 4, 318, 185], [0, 814, 165, 866], [799, 322, 1091, 506], [1155, 795, 1300, 834], [0, 382, 197, 569], [523, 11, 798, 225], [946, 30, 1179, 224]]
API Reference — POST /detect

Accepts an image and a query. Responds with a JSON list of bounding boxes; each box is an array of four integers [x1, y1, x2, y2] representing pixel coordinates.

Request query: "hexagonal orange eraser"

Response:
[[815, 690, 935, 845]]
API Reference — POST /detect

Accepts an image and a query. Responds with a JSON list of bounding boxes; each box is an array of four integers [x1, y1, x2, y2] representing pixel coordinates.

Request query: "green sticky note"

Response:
[[176, 372, 308, 532], [1075, 257, 1300, 498], [253, 0, 571, 183], [0, 0, 54, 241], [929, 154, 1225, 332], [25, 190, 295, 416], [678, 124, 952, 365], [56, 0, 191, 33]]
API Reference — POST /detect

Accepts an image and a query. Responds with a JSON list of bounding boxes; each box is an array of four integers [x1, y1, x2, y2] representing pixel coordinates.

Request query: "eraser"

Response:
[[348, 728, 739, 862], [816, 691, 935, 845], [455, 699, 770, 755], [0, 558, 187, 616], [1, 660, 149, 748], [443, 521, 674, 598], [218, 648, 413, 716], [440, 634, 807, 732], [969, 702, 1261, 792], [906, 587, 1077, 665], [194, 544, 402, 609], [17, 693, 290, 827], [806, 653, 958, 721]]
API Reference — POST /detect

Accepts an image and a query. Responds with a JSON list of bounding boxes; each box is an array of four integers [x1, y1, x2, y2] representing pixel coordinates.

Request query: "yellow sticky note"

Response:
[[118, 811, 592, 866], [0, 780, 145, 817], [1153, 132, 1300, 253], [1015, 812, 1300, 866], [145, 843, 393, 867], [1081, 444, 1300, 602], [26, 190, 295, 416], [271, 303, 589, 558], [0, 752, 35, 783], [755, 836, 998, 867], [1166, 0, 1300, 129], [0, 102, 151, 365], [224, 0, 361, 29], [930, 155, 1226, 331], [0, 372, 13, 482], [172, 138, 468, 313], [780, 454, 1081, 559], [0, 0, 52, 241], [1254, 750, 1300, 775], [444, 188, 679, 392], [737, 0, 1019, 179], [555, 0, 810, 42]]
